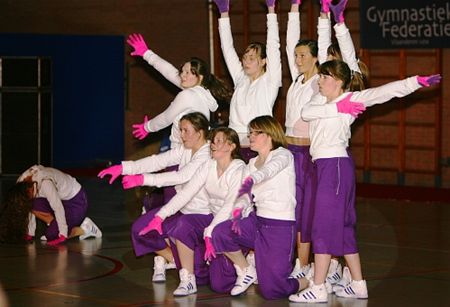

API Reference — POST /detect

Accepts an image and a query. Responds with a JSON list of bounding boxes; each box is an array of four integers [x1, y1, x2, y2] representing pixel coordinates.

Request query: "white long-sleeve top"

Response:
[[218, 14, 282, 145], [302, 77, 422, 161], [317, 17, 361, 74], [155, 159, 245, 236], [285, 12, 320, 138], [17, 165, 82, 238], [121, 142, 210, 192], [235, 147, 296, 221], [142, 50, 218, 148]]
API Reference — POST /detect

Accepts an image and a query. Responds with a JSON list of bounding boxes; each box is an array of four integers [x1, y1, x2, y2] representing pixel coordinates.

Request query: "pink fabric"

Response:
[[204, 236, 216, 261], [336, 93, 366, 118], [127, 33, 149, 57], [122, 174, 144, 190], [139, 215, 163, 236], [98, 164, 123, 184], [47, 234, 67, 246], [132, 115, 150, 140]]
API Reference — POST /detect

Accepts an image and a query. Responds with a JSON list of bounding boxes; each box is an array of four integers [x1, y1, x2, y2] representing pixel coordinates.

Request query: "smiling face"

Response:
[[179, 62, 202, 89], [295, 45, 318, 75], [211, 131, 235, 160], [179, 119, 202, 149]]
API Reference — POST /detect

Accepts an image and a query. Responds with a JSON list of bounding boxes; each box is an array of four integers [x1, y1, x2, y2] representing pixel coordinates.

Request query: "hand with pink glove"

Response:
[[132, 115, 150, 140], [47, 234, 67, 246], [237, 176, 254, 199], [231, 207, 243, 235], [127, 33, 150, 57], [291, 0, 301, 4], [213, 0, 230, 13], [329, 0, 348, 24], [336, 93, 366, 118], [139, 215, 163, 236], [320, 0, 331, 14], [98, 164, 123, 184], [417, 74, 441, 87], [122, 175, 144, 190], [266, 0, 276, 8], [204, 236, 217, 261]]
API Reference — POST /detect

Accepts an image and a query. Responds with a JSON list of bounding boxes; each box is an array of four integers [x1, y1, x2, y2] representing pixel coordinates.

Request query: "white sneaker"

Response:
[[335, 279, 368, 299], [332, 266, 351, 293], [79, 217, 102, 240], [289, 258, 310, 279], [173, 268, 197, 296], [230, 264, 257, 296], [289, 282, 328, 303], [326, 259, 342, 285], [245, 252, 258, 284], [166, 261, 177, 270], [40, 235, 47, 241], [152, 256, 167, 283]]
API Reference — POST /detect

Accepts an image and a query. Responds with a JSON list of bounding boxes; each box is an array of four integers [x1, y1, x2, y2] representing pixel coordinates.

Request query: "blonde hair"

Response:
[[248, 116, 287, 149]]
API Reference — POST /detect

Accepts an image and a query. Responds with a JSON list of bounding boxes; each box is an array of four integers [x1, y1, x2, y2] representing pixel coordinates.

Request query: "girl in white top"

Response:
[[127, 34, 232, 148], [98, 112, 211, 282], [285, 1, 320, 280], [289, 60, 441, 303], [0, 165, 101, 245], [213, 0, 282, 149], [149, 127, 244, 296]]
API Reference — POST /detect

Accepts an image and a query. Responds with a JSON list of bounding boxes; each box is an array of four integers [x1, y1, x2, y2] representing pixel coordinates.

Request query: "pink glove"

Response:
[[231, 207, 243, 235], [417, 74, 441, 87], [122, 175, 144, 190], [25, 234, 33, 242], [98, 164, 123, 184], [266, 0, 276, 7], [320, 0, 331, 13], [204, 236, 217, 261], [291, 0, 301, 4], [336, 93, 366, 118], [237, 176, 254, 199], [139, 215, 163, 236], [132, 115, 150, 140], [127, 33, 149, 57], [329, 0, 348, 24], [47, 234, 67, 246], [213, 0, 230, 13]]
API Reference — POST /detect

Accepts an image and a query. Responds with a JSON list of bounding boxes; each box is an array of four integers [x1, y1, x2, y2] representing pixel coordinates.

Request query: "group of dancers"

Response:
[[0, 0, 440, 304]]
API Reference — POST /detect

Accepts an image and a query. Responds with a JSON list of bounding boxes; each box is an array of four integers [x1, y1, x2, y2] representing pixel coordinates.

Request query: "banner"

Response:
[[360, 0, 450, 48]]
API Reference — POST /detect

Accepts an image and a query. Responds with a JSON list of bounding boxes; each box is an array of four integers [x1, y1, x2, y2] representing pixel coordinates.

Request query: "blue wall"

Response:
[[0, 33, 124, 169]]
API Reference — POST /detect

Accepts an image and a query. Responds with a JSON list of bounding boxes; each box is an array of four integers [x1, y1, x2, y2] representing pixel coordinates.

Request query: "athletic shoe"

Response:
[[230, 264, 257, 296], [335, 279, 368, 299], [152, 256, 167, 283], [289, 282, 328, 303], [289, 258, 310, 279], [166, 261, 177, 270], [326, 259, 343, 285], [332, 266, 351, 293], [79, 217, 102, 240], [173, 268, 197, 296], [40, 235, 47, 241], [245, 252, 258, 284]]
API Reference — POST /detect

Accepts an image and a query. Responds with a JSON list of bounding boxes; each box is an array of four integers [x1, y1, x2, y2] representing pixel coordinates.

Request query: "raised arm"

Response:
[[286, 1, 301, 82], [265, 1, 282, 88], [317, 0, 332, 64]]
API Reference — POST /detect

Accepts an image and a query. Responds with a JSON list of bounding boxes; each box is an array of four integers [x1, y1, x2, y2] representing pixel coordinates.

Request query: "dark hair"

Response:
[[244, 42, 267, 71], [0, 182, 34, 243], [180, 112, 210, 140], [248, 116, 287, 150], [319, 59, 352, 91], [183, 57, 233, 105], [209, 127, 242, 160], [296, 39, 319, 67], [326, 42, 369, 91]]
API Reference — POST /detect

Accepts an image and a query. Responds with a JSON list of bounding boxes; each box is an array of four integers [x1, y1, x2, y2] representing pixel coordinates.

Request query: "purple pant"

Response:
[[212, 213, 299, 300], [288, 144, 316, 238], [32, 188, 88, 241], [169, 213, 213, 286], [143, 165, 178, 212], [311, 157, 358, 256], [131, 207, 181, 257]]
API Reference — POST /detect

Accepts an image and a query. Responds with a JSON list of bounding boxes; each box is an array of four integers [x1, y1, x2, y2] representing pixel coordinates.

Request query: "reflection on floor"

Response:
[[0, 177, 449, 306]]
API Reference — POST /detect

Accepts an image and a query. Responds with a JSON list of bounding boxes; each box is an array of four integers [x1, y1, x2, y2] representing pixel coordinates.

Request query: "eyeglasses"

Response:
[[247, 130, 265, 138]]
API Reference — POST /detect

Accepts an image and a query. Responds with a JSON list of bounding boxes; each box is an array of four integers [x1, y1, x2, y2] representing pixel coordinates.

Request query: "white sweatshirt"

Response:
[[218, 14, 281, 145], [121, 142, 210, 192], [235, 147, 296, 221], [302, 77, 422, 161], [142, 50, 218, 148], [17, 165, 81, 238], [155, 159, 245, 237]]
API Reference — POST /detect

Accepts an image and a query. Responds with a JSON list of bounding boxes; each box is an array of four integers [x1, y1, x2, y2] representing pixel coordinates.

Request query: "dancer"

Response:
[[0, 165, 101, 245], [289, 60, 441, 303], [213, 0, 282, 161]]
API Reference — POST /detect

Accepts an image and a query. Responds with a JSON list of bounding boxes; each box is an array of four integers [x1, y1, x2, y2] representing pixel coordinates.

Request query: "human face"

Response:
[[318, 73, 343, 101], [180, 119, 202, 149], [180, 62, 202, 89], [248, 129, 271, 152], [242, 49, 266, 80], [210, 132, 234, 160], [295, 45, 317, 75]]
